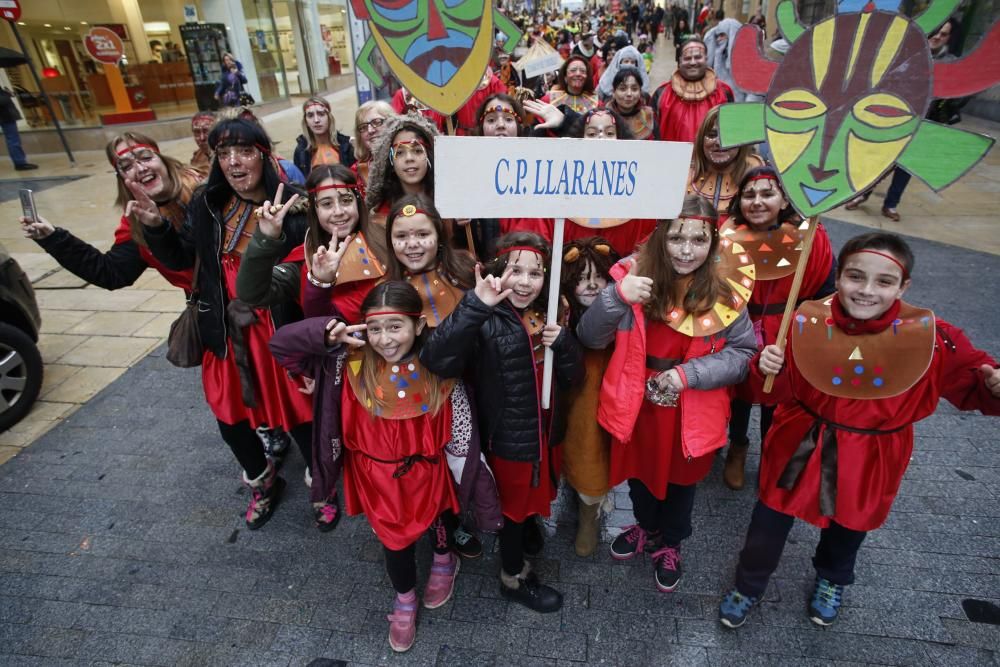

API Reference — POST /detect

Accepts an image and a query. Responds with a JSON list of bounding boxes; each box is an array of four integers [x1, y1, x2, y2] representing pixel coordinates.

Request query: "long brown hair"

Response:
[[106, 132, 199, 210], [636, 195, 733, 321], [356, 281, 448, 416], [304, 164, 389, 267], [385, 193, 475, 288], [690, 107, 755, 185]]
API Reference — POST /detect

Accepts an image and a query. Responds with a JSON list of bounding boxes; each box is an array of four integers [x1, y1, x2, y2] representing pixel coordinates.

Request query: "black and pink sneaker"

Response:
[[609, 524, 661, 560]]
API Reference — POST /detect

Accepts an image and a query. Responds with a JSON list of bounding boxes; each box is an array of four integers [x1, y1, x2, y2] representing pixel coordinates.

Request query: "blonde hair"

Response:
[[354, 100, 396, 162]]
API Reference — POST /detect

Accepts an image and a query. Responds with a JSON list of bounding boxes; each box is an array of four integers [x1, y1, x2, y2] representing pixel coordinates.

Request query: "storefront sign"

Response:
[[433, 136, 693, 219], [84, 27, 125, 65], [0, 0, 21, 22]]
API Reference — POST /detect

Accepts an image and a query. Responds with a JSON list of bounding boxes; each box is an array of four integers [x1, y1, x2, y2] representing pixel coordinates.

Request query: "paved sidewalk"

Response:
[[0, 217, 997, 666], [0, 88, 360, 463]]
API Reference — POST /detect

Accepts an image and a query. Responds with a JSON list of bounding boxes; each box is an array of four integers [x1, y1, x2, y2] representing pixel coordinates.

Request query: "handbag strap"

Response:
[[186, 253, 201, 303]]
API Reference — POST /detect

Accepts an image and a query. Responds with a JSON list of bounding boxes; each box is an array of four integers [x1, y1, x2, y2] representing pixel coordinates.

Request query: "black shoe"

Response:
[[453, 525, 483, 559], [609, 524, 661, 560], [651, 545, 682, 592], [522, 516, 544, 556], [500, 572, 563, 613], [15, 163, 38, 171]]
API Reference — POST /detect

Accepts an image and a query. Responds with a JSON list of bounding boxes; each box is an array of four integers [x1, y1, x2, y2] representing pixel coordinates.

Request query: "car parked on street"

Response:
[[0, 242, 42, 431]]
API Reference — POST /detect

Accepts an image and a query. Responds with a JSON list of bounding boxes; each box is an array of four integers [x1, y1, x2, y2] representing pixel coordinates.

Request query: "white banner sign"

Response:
[[522, 53, 564, 78], [434, 136, 693, 220]]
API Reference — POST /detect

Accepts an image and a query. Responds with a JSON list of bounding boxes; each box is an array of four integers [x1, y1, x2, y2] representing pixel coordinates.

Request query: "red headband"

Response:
[[389, 203, 430, 223], [479, 104, 518, 123], [365, 310, 421, 319], [497, 245, 545, 257], [305, 103, 328, 113], [847, 249, 909, 278], [671, 215, 716, 224], [747, 174, 780, 183], [309, 183, 359, 194], [115, 143, 158, 157]]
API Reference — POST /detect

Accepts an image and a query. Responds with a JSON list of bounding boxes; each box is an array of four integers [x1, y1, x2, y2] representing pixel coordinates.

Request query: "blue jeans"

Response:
[[734, 500, 867, 598], [1, 120, 27, 166], [883, 167, 911, 209]]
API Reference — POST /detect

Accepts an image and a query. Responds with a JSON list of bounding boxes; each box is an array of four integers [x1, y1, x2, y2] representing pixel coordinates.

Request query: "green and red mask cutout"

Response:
[[718, 0, 1000, 217], [351, 0, 522, 115]]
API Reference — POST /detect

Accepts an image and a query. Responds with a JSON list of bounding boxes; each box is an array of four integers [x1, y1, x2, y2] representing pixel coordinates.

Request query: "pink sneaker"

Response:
[[423, 554, 460, 609], [387, 597, 418, 652]]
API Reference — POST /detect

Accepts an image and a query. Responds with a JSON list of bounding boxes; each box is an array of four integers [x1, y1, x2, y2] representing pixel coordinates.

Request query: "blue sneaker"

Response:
[[808, 577, 844, 626], [718, 588, 758, 628]]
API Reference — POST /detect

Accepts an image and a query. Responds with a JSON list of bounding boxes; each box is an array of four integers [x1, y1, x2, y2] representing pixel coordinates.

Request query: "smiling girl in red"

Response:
[[719, 232, 1000, 630]]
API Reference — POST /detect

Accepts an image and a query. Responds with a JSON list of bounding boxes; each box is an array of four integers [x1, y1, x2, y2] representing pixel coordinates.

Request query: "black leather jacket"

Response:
[[420, 290, 583, 462], [142, 183, 306, 357]]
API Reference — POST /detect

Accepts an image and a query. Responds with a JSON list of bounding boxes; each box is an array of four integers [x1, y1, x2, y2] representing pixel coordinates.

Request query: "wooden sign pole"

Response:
[[763, 215, 819, 393]]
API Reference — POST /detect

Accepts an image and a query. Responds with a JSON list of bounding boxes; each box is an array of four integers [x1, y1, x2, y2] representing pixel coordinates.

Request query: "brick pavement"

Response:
[[0, 217, 998, 666]]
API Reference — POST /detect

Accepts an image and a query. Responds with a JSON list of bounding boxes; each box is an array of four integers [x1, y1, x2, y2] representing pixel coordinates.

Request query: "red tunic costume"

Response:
[[721, 220, 834, 404], [113, 215, 192, 291], [390, 88, 447, 132], [653, 70, 732, 143], [201, 197, 312, 429], [499, 217, 554, 242], [608, 320, 716, 496], [488, 309, 562, 521], [341, 354, 459, 550], [453, 74, 507, 135], [756, 297, 1000, 532]]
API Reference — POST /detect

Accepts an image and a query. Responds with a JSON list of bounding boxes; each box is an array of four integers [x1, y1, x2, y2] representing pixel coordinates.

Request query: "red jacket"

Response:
[[580, 257, 756, 457]]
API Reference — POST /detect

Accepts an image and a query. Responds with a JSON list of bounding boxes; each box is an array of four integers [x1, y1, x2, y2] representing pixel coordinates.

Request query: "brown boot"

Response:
[[723, 439, 749, 491], [574, 501, 600, 557]]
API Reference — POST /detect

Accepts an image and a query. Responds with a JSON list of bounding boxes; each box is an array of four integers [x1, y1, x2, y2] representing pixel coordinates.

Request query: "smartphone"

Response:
[[18, 189, 36, 224]]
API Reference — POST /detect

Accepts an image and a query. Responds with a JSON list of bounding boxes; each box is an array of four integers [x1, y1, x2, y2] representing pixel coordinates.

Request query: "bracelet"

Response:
[[306, 271, 333, 289]]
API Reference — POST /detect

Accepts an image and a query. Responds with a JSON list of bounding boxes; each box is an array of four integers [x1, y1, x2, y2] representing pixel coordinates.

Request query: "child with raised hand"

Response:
[[278, 281, 472, 653], [720, 166, 836, 490], [577, 194, 756, 593], [718, 232, 1000, 630], [420, 232, 583, 613], [559, 237, 621, 556]]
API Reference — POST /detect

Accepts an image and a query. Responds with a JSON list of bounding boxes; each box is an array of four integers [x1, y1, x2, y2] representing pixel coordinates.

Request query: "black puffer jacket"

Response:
[[293, 132, 356, 178], [142, 182, 306, 357], [420, 290, 583, 462]]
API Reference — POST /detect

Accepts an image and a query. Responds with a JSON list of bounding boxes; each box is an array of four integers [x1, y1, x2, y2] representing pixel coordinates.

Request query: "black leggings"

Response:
[[383, 511, 457, 593], [217, 419, 313, 480], [628, 479, 697, 547], [729, 399, 775, 445], [498, 516, 530, 577]]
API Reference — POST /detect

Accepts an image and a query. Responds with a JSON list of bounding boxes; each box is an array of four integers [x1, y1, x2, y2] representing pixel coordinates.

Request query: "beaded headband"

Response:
[[304, 102, 328, 113], [387, 203, 432, 226], [846, 249, 909, 279], [480, 104, 518, 123], [746, 174, 780, 184], [587, 109, 616, 125]]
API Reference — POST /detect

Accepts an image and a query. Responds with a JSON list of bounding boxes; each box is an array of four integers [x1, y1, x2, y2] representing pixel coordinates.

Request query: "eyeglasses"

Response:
[[216, 145, 261, 162], [356, 117, 386, 135], [117, 148, 158, 173], [390, 141, 427, 163]]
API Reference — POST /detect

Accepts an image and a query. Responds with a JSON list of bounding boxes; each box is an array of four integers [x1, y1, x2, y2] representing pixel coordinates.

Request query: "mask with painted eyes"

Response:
[[717, 1, 1000, 217], [351, 0, 523, 115]]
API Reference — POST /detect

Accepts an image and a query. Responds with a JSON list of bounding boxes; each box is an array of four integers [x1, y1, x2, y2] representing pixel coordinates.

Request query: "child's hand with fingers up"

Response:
[[310, 236, 352, 284], [124, 178, 163, 228], [473, 263, 513, 307], [256, 183, 301, 240], [325, 319, 367, 348]]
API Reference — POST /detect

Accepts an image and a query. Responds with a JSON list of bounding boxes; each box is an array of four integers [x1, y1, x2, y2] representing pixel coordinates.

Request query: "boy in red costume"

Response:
[[719, 232, 1000, 629]]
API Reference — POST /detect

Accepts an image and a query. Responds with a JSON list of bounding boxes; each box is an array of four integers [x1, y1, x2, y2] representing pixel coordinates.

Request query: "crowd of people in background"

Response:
[[16, 0, 1000, 656]]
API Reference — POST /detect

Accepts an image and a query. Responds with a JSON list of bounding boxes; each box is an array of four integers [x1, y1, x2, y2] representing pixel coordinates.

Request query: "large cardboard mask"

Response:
[[351, 0, 522, 115], [717, 0, 1000, 217]]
